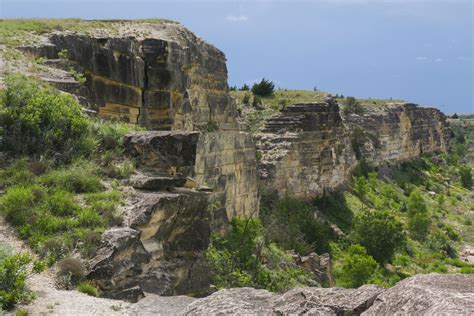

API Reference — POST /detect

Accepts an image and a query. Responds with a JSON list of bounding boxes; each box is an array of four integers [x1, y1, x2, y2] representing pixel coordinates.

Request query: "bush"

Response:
[[427, 230, 457, 258], [335, 244, 379, 288], [0, 253, 33, 310], [251, 79, 275, 97], [460, 166, 472, 189], [351, 210, 405, 264], [57, 257, 85, 287], [206, 217, 312, 292], [261, 196, 334, 255], [77, 282, 99, 297], [407, 190, 430, 241], [0, 75, 89, 158]]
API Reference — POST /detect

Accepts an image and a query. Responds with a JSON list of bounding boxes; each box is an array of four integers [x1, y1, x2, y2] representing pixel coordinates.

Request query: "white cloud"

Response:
[[457, 56, 473, 61], [416, 56, 428, 61], [226, 14, 248, 22], [434, 58, 443, 62]]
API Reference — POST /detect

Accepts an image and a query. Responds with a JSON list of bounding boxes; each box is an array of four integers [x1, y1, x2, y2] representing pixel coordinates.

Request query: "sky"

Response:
[[1, 0, 473, 113]]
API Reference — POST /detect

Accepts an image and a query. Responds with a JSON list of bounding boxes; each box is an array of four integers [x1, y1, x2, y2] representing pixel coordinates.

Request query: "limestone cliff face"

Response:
[[256, 99, 355, 198], [47, 22, 258, 220], [257, 100, 451, 198], [343, 103, 451, 164]]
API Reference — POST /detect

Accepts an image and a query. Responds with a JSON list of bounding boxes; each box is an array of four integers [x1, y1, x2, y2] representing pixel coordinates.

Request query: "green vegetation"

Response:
[[0, 247, 36, 311], [251, 78, 275, 97], [0, 76, 143, 271], [257, 145, 473, 288], [0, 75, 90, 159], [77, 282, 99, 297], [351, 210, 405, 264], [333, 244, 379, 288], [206, 217, 313, 292]]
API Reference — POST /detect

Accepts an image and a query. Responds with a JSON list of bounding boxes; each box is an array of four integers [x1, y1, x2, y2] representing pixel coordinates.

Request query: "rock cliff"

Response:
[[257, 100, 451, 198], [8, 20, 454, 301]]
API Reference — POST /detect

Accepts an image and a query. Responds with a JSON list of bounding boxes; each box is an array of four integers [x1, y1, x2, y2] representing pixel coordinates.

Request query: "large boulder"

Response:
[[183, 285, 383, 315], [363, 273, 474, 315]]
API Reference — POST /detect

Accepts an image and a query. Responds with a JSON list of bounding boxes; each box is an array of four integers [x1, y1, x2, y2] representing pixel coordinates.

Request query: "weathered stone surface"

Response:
[[184, 288, 275, 315], [363, 273, 474, 315], [343, 103, 451, 164], [292, 252, 333, 287], [124, 131, 199, 171], [183, 285, 383, 315], [257, 99, 451, 198], [48, 22, 237, 131], [88, 189, 213, 298], [129, 173, 187, 190], [256, 99, 355, 198]]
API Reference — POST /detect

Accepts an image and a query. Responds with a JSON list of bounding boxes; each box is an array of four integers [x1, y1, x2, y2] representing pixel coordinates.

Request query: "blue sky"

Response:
[[2, 0, 473, 113]]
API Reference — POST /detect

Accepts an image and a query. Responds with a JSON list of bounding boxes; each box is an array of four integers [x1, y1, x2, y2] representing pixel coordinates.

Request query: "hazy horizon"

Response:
[[1, 0, 473, 113]]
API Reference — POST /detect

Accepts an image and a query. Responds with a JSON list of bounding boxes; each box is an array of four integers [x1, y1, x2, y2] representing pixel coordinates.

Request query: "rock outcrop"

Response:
[[257, 100, 451, 198], [256, 99, 354, 198], [183, 285, 383, 315], [180, 274, 473, 315], [18, 21, 259, 220], [363, 273, 474, 315]]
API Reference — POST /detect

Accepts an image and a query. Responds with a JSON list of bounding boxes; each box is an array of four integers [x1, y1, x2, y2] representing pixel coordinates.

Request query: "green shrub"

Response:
[[335, 244, 379, 288], [0, 159, 33, 189], [206, 217, 312, 292], [77, 282, 99, 297], [460, 166, 472, 189], [251, 78, 275, 97], [15, 308, 28, 316], [261, 196, 334, 255], [313, 194, 353, 233], [0, 185, 41, 226], [351, 210, 405, 264], [460, 267, 474, 274], [0, 253, 33, 310], [0, 75, 89, 158], [39, 160, 103, 193], [427, 230, 457, 258], [353, 176, 368, 197], [407, 190, 430, 241]]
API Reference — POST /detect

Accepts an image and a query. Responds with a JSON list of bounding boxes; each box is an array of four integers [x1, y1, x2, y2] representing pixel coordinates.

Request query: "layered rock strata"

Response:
[[89, 131, 216, 300], [19, 22, 259, 219], [343, 103, 451, 164], [257, 100, 451, 198]]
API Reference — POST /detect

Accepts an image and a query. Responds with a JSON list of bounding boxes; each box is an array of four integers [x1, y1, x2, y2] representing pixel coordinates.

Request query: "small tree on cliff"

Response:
[[251, 78, 275, 97]]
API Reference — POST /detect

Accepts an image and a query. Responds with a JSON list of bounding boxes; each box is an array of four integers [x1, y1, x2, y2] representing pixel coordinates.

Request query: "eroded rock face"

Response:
[[257, 100, 451, 198], [49, 22, 237, 131], [343, 103, 451, 164], [363, 273, 474, 315]]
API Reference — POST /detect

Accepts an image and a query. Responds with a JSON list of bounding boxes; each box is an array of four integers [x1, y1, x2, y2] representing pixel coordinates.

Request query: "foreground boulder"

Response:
[[363, 273, 474, 315], [181, 274, 473, 315], [183, 285, 383, 315]]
